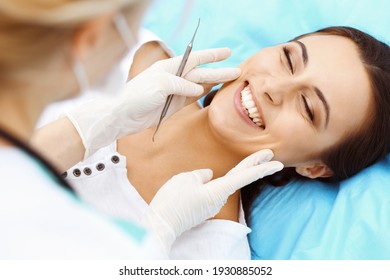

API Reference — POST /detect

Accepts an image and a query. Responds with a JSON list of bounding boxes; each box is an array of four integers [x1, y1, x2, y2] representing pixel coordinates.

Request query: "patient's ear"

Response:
[[295, 162, 333, 179]]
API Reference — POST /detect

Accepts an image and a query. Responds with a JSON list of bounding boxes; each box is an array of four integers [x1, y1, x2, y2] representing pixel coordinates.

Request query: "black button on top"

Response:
[[83, 167, 92, 175], [111, 155, 120, 164], [73, 168, 81, 177], [61, 171, 67, 179], [96, 163, 105, 171]]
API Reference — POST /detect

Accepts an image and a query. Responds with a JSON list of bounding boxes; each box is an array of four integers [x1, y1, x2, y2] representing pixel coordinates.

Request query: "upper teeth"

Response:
[[241, 86, 263, 128]]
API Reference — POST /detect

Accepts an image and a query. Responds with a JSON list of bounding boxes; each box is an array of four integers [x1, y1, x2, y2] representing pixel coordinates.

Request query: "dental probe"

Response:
[[152, 18, 201, 142]]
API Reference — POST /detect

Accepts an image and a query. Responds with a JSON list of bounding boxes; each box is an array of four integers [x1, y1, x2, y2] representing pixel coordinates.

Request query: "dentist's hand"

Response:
[[123, 47, 241, 125], [141, 149, 284, 256], [65, 48, 240, 159]]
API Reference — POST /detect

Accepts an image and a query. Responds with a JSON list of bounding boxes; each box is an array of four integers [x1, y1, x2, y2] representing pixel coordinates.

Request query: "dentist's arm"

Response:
[[31, 48, 240, 171], [31, 117, 84, 172], [31, 41, 171, 172]]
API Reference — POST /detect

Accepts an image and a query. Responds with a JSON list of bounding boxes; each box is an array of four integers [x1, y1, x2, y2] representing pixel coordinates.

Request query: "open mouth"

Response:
[[234, 81, 265, 129], [240, 84, 265, 129]]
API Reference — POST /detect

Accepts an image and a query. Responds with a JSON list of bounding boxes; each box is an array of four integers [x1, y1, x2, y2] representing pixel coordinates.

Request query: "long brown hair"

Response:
[[206, 26, 390, 221]]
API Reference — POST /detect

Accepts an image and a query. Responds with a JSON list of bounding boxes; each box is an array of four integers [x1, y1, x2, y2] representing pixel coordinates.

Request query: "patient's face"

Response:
[[207, 34, 372, 174]]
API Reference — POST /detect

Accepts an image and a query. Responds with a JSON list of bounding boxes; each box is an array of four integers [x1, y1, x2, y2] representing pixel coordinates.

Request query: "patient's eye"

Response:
[[301, 94, 314, 122], [283, 46, 294, 74]]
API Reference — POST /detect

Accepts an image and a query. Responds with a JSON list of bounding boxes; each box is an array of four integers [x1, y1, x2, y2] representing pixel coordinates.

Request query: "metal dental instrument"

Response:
[[152, 19, 200, 142]]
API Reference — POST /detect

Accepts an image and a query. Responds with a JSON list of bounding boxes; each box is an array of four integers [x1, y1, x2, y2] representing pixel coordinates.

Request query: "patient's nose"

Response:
[[263, 77, 299, 106]]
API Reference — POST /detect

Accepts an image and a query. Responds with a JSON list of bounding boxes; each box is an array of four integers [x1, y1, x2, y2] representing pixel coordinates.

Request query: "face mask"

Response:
[[73, 13, 136, 97]]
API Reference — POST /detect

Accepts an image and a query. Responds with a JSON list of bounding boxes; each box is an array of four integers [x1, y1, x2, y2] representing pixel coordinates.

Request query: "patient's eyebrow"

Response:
[[293, 40, 308, 66], [314, 86, 330, 129]]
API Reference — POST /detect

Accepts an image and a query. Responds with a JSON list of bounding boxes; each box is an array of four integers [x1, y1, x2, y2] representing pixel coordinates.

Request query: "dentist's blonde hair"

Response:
[[0, 0, 147, 81], [0, 0, 144, 25]]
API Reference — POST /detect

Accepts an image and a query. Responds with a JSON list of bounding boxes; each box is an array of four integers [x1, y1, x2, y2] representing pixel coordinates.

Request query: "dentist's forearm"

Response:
[[31, 117, 85, 172], [29, 42, 172, 171]]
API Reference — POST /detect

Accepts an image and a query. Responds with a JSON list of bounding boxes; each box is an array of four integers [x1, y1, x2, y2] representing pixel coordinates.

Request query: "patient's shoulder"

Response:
[[128, 41, 171, 79]]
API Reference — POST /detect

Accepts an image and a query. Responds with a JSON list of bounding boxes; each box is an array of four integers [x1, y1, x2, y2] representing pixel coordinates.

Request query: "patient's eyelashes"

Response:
[[301, 94, 314, 122], [283, 46, 294, 74]]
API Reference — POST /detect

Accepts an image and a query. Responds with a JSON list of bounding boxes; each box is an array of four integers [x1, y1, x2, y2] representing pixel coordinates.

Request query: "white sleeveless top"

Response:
[[65, 142, 251, 259]]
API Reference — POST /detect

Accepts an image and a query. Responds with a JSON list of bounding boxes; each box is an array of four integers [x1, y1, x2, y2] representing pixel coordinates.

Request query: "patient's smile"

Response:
[[234, 83, 265, 129], [241, 85, 265, 128]]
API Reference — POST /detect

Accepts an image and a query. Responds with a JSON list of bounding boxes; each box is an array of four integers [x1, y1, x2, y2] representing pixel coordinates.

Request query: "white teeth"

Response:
[[240, 86, 263, 128], [248, 108, 258, 115], [245, 100, 255, 108]]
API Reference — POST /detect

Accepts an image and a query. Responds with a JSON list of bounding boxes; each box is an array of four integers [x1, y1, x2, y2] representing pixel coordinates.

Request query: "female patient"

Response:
[[65, 26, 390, 259]]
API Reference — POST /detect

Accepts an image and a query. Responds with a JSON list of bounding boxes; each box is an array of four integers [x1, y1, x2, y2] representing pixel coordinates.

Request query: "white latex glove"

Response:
[[141, 149, 284, 256], [65, 48, 240, 158]]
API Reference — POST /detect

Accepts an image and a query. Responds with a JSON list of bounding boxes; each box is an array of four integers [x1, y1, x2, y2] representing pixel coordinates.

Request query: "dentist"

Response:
[[0, 0, 283, 258]]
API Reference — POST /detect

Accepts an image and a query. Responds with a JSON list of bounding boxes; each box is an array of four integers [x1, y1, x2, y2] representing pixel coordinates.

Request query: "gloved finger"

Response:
[[190, 169, 214, 184], [226, 149, 274, 175], [163, 75, 204, 97], [183, 87, 211, 106], [207, 160, 284, 195], [184, 67, 241, 84], [182, 48, 232, 75], [156, 48, 232, 74]]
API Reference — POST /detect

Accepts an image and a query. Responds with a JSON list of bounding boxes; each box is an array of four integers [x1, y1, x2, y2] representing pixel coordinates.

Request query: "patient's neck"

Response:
[[118, 104, 243, 201], [158, 106, 242, 175]]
